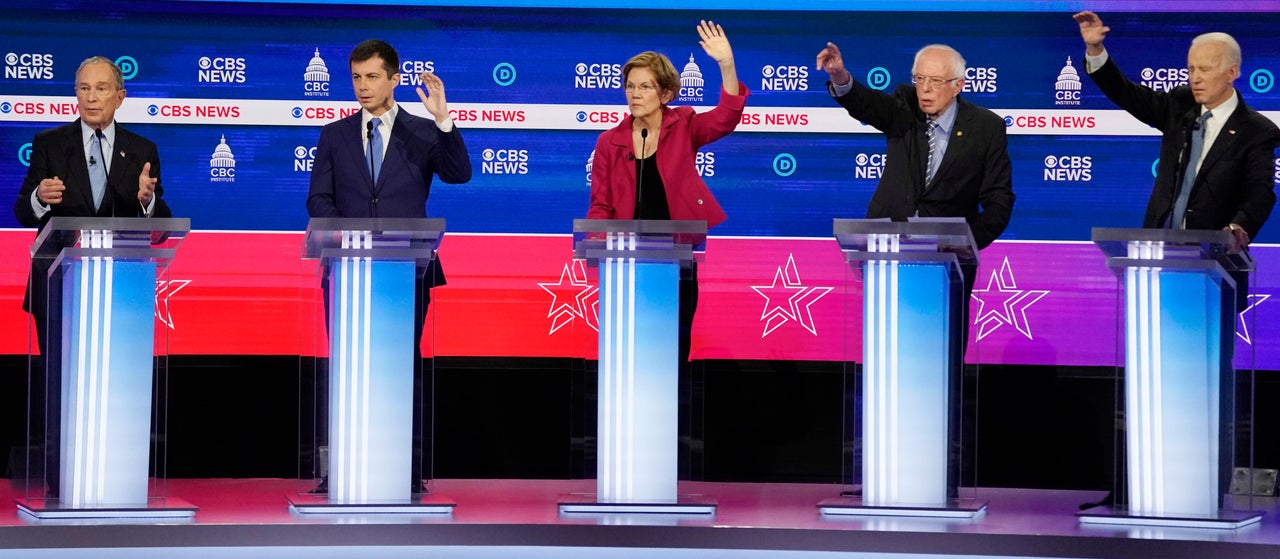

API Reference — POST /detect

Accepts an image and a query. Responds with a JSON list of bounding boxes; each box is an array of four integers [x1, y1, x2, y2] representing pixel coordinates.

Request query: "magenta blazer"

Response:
[[588, 85, 749, 229]]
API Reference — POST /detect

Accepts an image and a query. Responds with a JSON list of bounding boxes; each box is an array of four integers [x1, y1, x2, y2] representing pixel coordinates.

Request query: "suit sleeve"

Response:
[[142, 141, 171, 219], [1087, 58, 1177, 130], [432, 126, 471, 184], [687, 85, 748, 148], [972, 120, 1015, 249], [306, 125, 340, 217], [13, 132, 52, 227], [587, 133, 617, 220], [830, 81, 916, 135], [1234, 125, 1280, 239]]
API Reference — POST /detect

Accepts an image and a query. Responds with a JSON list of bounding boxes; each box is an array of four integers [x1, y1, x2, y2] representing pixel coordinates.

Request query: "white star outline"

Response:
[[749, 253, 833, 338], [154, 279, 190, 330], [1237, 293, 1270, 344], [970, 257, 1049, 341], [537, 261, 599, 335]]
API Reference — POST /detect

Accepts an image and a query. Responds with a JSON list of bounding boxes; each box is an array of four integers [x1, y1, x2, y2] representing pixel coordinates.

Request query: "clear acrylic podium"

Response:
[[820, 218, 986, 518], [1081, 227, 1260, 529], [559, 219, 714, 514], [289, 217, 454, 514], [17, 217, 195, 520]]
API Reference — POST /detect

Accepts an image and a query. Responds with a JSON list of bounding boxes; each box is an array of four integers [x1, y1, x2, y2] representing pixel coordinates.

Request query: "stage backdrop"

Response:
[[0, 1, 1277, 368]]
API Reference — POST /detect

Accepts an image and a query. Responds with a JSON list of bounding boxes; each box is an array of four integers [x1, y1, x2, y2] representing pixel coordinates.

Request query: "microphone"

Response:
[[367, 120, 376, 184], [635, 128, 648, 219]]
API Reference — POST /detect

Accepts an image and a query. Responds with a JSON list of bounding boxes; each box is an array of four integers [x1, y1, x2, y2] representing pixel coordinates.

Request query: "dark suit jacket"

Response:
[[831, 82, 1014, 250], [1088, 58, 1280, 238], [307, 107, 471, 286], [14, 119, 169, 228], [13, 119, 169, 315], [307, 107, 471, 218]]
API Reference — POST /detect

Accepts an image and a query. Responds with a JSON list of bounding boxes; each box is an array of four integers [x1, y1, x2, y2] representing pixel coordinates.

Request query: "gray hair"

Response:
[[912, 44, 966, 80], [76, 56, 124, 89], [1191, 32, 1242, 68]]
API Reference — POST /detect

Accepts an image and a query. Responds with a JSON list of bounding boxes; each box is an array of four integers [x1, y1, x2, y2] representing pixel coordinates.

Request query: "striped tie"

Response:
[[925, 120, 940, 185]]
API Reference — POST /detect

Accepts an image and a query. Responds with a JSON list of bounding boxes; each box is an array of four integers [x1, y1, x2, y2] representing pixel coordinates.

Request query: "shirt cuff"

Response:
[[435, 117, 455, 133], [1084, 49, 1109, 74], [830, 78, 854, 98], [140, 195, 156, 217], [30, 189, 49, 219]]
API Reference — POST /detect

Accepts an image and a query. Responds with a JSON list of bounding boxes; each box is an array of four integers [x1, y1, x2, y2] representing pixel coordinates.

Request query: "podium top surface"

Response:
[[572, 218, 706, 235], [32, 217, 190, 259], [833, 217, 978, 265], [1091, 227, 1253, 273], [303, 217, 445, 261], [572, 219, 705, 265]]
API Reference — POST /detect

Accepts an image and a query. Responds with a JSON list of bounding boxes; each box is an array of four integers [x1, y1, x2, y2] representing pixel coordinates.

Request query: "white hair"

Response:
[[912, 44, 966, 80], [1191, 32, 1242, 67]]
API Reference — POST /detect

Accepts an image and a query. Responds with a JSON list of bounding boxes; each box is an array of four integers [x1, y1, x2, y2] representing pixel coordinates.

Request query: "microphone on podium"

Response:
[[635, 128, 648, 219]]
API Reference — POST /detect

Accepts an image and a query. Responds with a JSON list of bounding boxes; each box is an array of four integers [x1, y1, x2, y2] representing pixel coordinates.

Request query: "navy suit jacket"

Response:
[[1088, 58, 1279, 238], [307, 107, 471, 285], [830, 82, 1014, 250], [307, 107, 471, 218]]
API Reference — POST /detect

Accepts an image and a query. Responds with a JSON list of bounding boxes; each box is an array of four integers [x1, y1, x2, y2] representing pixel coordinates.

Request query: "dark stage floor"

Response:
[[1, 479, 1278, 558]]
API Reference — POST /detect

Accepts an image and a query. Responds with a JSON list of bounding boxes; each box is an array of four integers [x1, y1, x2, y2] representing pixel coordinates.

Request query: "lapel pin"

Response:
[[120, 150, 126, 158], [1228, 130, 1236, 135], [956, 130, 963, 137]]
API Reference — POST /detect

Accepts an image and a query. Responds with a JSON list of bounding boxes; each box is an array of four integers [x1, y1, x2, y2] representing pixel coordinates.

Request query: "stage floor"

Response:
[[2, 479, 1278, 558]]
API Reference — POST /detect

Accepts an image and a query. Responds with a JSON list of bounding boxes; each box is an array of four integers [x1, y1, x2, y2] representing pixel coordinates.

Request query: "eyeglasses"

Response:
[[911, 75, 959, 89], [75, 84, 118, 97], [624, 82, 659, 94]]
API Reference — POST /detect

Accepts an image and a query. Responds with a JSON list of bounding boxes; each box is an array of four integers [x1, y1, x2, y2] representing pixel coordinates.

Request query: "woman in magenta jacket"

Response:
[[588, 19, 747, 226], [586, 21, 748, 424]]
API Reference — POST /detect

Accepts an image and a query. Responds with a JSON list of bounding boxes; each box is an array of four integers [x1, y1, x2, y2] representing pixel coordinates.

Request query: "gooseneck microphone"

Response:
[[635, 128, 648, 219]]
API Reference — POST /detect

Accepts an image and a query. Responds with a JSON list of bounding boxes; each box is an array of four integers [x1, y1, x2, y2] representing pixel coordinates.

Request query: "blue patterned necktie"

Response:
[[89, 130, 107, 210], [925, 120, 941, 185], [1168, 111, 1212, 229], [366, 119, 383, 184]]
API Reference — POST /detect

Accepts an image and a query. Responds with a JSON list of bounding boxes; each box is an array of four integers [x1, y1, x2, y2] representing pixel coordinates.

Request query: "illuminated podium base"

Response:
[[287, 493, 456, 515], [1077, 506, 1262, 530], [818, 496, 987, 519], [16, 496, 197, 520], [557, 493, 716, 515]]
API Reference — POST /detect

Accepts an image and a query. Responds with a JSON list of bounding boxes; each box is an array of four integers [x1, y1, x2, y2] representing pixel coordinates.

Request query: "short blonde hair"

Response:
[[623, 51, 680, 98]]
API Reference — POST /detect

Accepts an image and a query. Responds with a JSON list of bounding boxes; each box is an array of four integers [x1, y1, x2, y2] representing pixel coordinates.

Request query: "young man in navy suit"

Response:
[[306, 39, 472, 493], [13, 56, 170, 498]]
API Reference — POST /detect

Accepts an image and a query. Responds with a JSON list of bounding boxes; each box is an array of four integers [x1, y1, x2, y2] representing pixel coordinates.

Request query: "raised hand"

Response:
[[697, 20, 733, 63], [816, 42, 850, 86], [415, 71, 450, 122], [1073, 11, 1110, 55], [697, 20, 739, 95]]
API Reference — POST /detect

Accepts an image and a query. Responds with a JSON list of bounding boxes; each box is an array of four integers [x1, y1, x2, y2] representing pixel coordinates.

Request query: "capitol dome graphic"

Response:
[[680, 54, 704, 89], [304, 48, 329, 82], [1056, 57, 1081, 92], [210, 135, 236, 168]]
